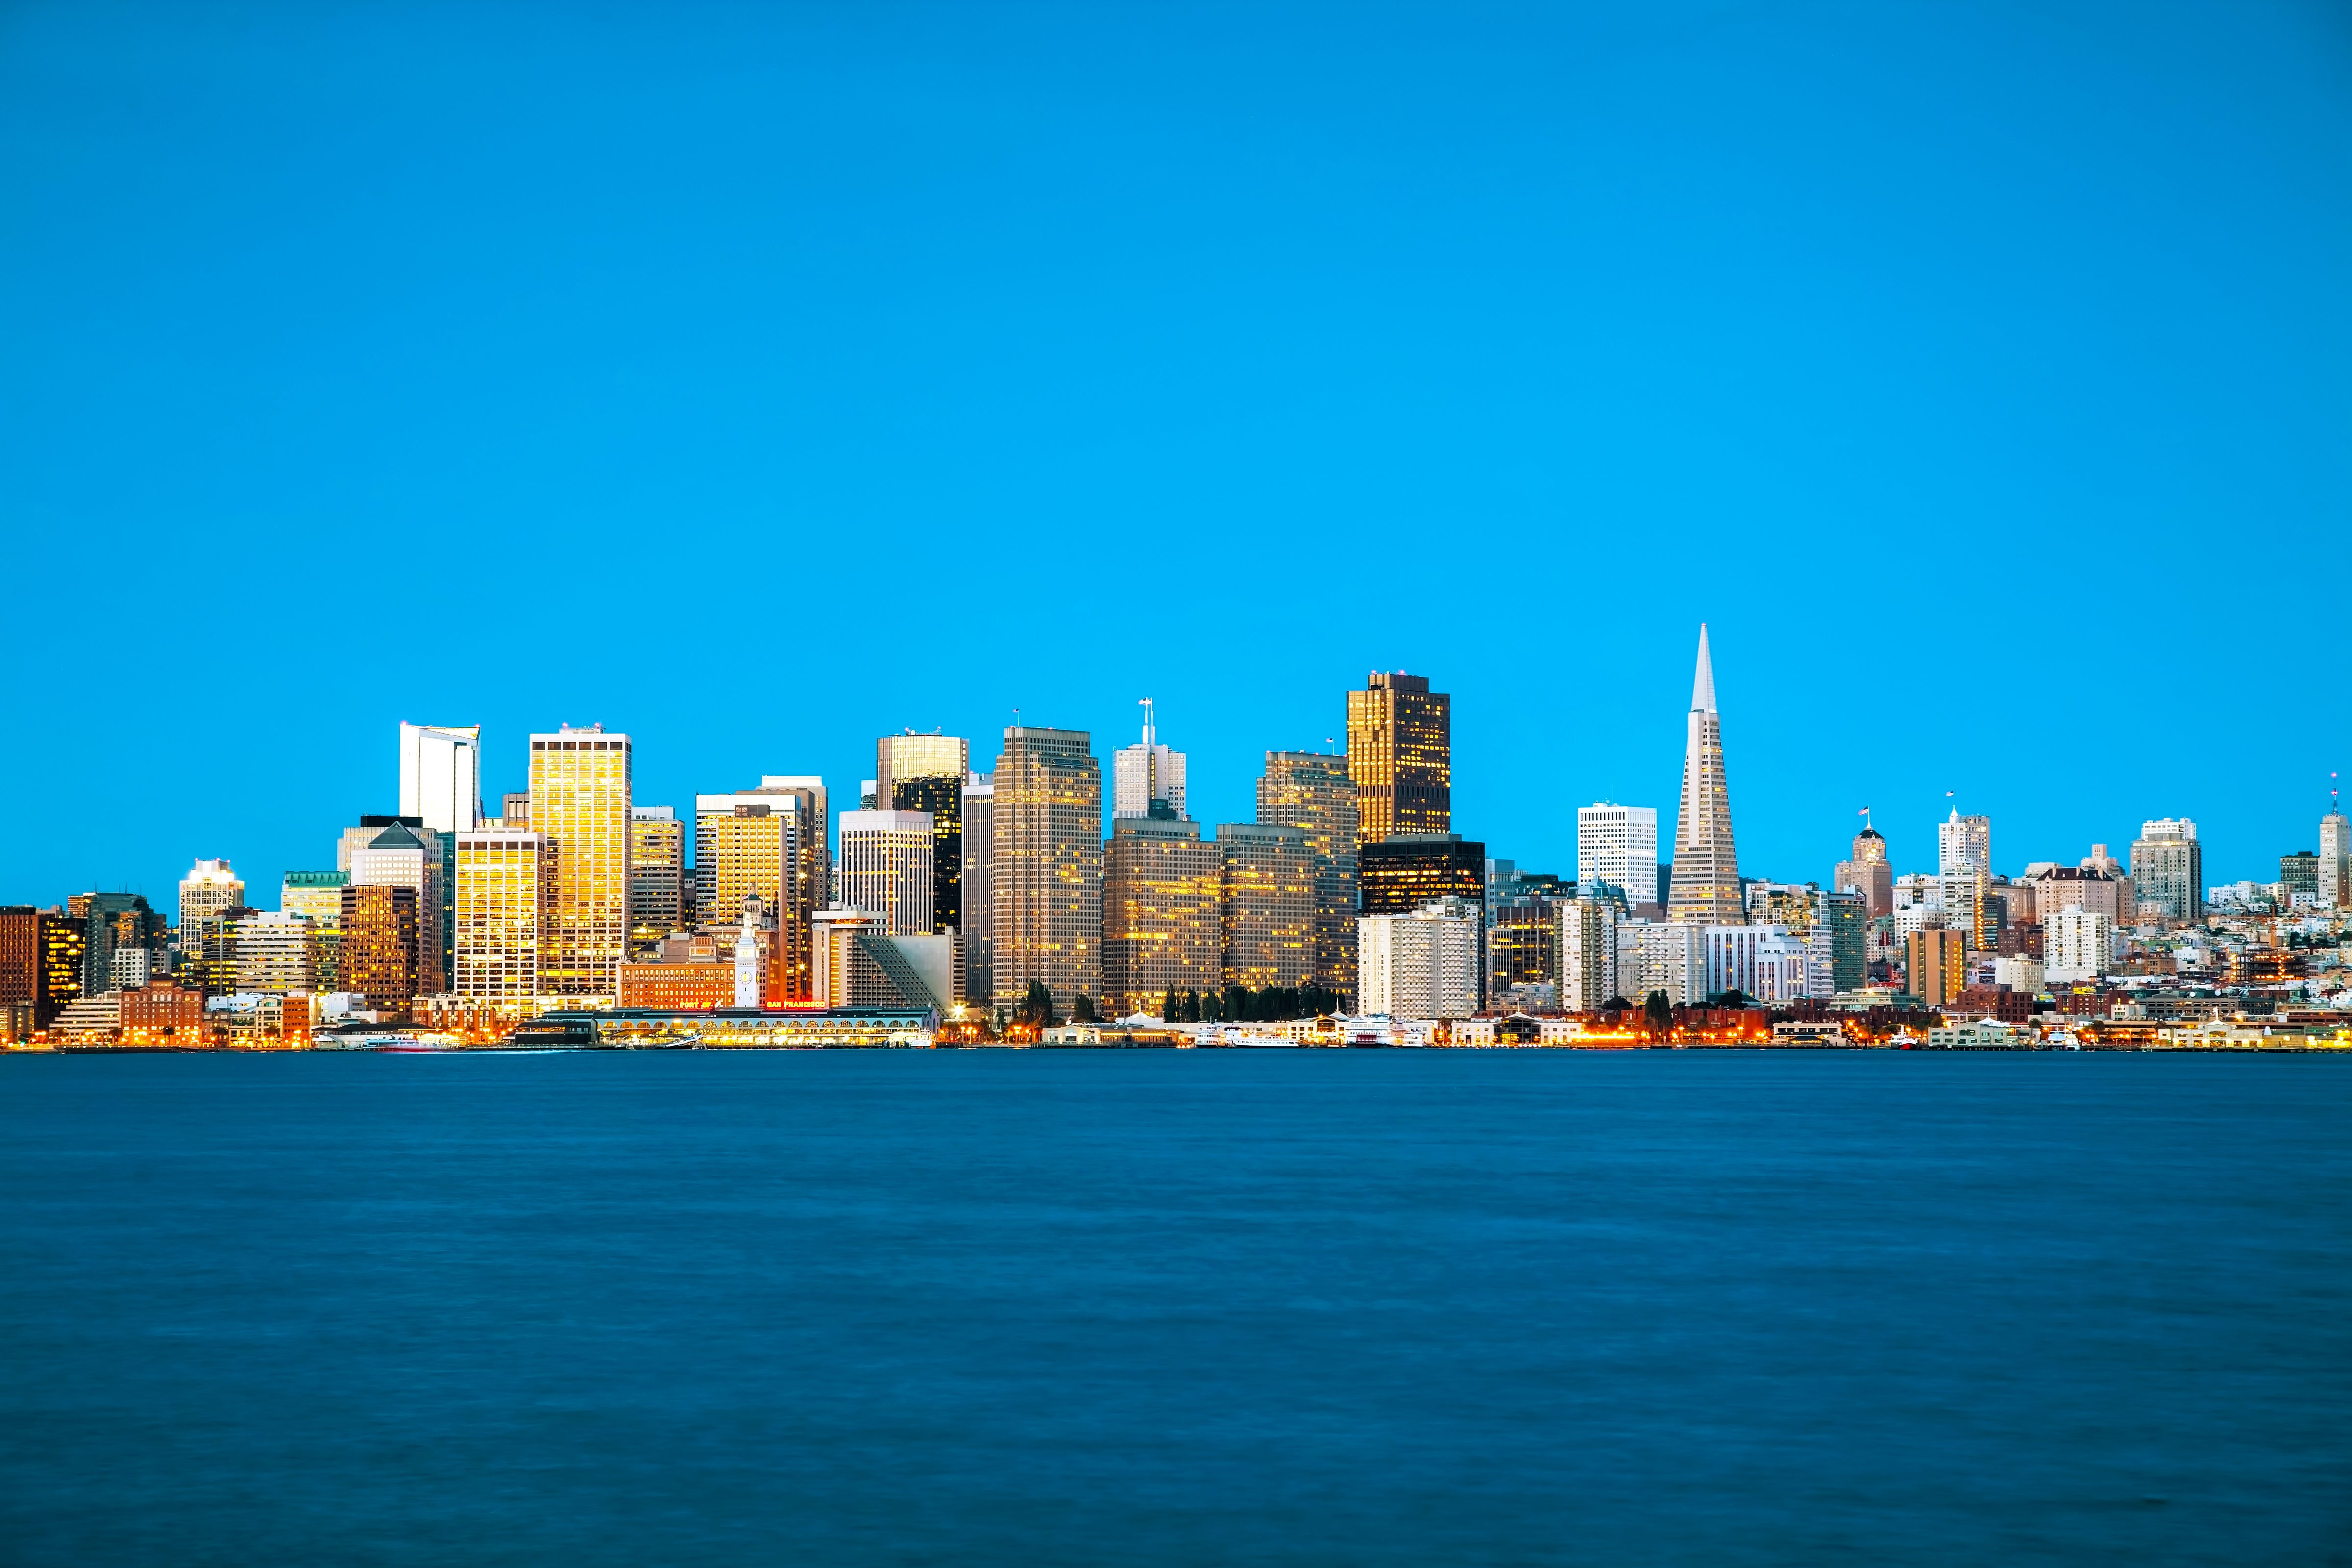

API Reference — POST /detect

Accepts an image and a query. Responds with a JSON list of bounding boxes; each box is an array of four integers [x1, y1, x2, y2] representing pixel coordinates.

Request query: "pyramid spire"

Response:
[[1667, 622, 1740, 924]]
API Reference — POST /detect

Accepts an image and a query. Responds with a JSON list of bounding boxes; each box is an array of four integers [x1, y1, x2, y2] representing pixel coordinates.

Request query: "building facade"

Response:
[[455, 828, 554, 1002], [2320, 809, 2350, 908], [1357, 898, 1480, 1020], [1576, 803, 1660, 912], [530, 726, 633, 999], [348, 821, 447, 994], [231, 910, 315, 995], [1938, 810, 1991, 876], [1834, 825, 1893, 921], [339, 883, 420, 1013], [1559, 896, 1621, 1012], [837, 809, 936, 936], [2045, 906, 2117, 983], [960, 774, 994, 1005], [1217, 822, 1316, 992], [627, 807, 685, 951], [177, 858, 245, 959], [1100, 818, 1222, 1017], [992, 727, 1103, 1015], [1347, 672, 1450, 845], [0, 907, 85, 1029], [1255, 750, 1359, 1001], [694, 776, 826, 1001], [1903, 926, 1966, 1007], [1667, 626, 1742, 923], [2129, 818, 2203, 923], [1112, 700, 1187, 822], [1633, 921, 1706, 1006]]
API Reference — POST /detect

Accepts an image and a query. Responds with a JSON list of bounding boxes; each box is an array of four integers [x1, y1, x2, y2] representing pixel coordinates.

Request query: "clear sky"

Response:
[[3, 0, 2347, 912]]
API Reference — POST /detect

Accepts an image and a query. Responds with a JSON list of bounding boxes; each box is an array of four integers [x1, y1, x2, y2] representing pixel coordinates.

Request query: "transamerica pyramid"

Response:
[[1667, 624, 1742, 923]]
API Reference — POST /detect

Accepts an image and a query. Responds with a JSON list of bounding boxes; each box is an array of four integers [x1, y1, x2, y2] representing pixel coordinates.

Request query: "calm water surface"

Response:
[[2, 1050, 2347, 1566]]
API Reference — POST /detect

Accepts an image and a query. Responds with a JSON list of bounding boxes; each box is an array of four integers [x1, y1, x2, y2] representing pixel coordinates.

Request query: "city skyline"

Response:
[[10, 655, 2334, 919], [3, 5, 2346, 916]]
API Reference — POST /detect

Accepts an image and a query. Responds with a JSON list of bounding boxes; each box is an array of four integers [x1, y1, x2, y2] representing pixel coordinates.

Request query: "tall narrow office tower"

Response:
[[398, 723, 483, 833], [1113, 700, 1188, 821], [1576, 803, 1660, 910], [2128, 819, 2203, 924], [1256, 751, 1359, 1000], [1667, 626, 1743, 923], [879, 733, 970, 935], [627, 807, 684, 950], [1836, 819, 1894, 921], [1347, 673, 1450, 845], [959, 774, 995, 1005], [400, 723, 478, 978], [177, 859, 246, 958], [1938, 810, 1992, 876], [992, 727, 1102, 1016], [529, 725, 632, 998], [837, 810, 937, 935], [2319, 806, 2350, 909]]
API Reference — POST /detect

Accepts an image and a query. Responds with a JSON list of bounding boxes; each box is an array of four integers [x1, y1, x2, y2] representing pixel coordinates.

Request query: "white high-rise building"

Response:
[[1558, 896, 1621, 1012], [177, 858, 246, 953], [1357, 897, 1479, 1020], [232, 910, 316, 995], [1113, 699, 1187, 820], [2046, 906, 2118, 983], [1703, 925, 1811, 1003], [1938, 809, 1991, 875], [1667, 626, 1742, 923], [2322, 809, 2352, 909], [2129, 818, 2202, 924], [1632, 922, 1706, 1006], [1576, 803, 1659, 910], [399, 723, 483, 835], [836, 810, 936, 936]]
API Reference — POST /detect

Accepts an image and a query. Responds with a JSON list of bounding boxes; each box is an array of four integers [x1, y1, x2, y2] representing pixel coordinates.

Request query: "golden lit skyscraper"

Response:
[[1667, 626, 1742, 924], [1101, 818, 1221, 1016], [529, 725, 632, 998], [695, 778, 827, 1000], [874, 732, 969, 810], [1346, 672, 1449, 846], [339, 883, 420, 1013], [1256, 751, 1359, 999], [456, 829, 554, 1002], [992, 726, 1102, 1015]]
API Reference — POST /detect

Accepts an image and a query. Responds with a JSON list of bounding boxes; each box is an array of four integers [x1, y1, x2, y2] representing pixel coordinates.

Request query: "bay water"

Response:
[[2, 1049, 2346, 1564]]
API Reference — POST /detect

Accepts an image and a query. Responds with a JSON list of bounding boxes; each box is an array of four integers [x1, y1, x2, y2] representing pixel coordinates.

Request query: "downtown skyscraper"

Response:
[[1347, 672, 1450, 845], [1667, 625, 1742, 924], [530, 725, 632, 998], [992, 725, 1102, 1015]]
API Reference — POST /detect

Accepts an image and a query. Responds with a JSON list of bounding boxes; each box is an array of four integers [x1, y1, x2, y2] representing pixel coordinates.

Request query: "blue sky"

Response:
[[2, 0, 2347, 911]]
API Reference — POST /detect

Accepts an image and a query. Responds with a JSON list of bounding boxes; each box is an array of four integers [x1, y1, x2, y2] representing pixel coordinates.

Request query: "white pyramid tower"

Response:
[[1667, 625, 1742, 924]]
